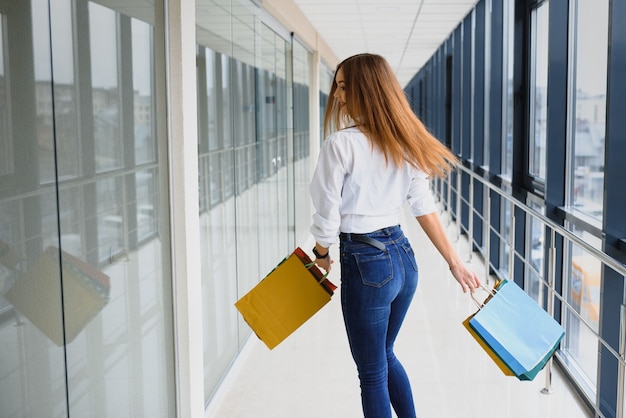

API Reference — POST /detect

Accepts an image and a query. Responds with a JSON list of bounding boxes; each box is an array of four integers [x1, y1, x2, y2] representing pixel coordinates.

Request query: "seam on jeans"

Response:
[[398, 244, 406, 289]]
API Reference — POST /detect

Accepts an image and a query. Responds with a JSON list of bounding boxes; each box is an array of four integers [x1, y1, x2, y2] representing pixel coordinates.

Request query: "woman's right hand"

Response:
[[315, 255, 334, 273]]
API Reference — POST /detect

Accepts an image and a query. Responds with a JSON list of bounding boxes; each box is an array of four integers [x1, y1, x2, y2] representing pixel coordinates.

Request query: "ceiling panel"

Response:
[[291, 0, 479, 86]]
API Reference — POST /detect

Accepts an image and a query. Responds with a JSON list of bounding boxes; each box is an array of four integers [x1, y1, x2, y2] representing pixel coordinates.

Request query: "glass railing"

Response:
[[433, 164, 626, 418]]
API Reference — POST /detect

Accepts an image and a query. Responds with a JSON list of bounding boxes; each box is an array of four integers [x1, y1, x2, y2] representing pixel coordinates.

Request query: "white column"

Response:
[[165, 0, 204, 417]]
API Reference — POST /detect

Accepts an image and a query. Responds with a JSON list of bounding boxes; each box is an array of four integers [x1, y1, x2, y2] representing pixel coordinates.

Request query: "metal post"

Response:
[[508, 204, 515, 281], [617, 304, 625, 418], [455, 168, 461, 242], [446, 171, 452, 226], [484, 193, 491, 285], [467, 175, 474, 262], [542, 228, 557, 395]]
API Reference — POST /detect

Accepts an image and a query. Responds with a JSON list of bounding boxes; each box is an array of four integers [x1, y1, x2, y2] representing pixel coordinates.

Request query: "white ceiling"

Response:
[[291, 0, 479, 87]]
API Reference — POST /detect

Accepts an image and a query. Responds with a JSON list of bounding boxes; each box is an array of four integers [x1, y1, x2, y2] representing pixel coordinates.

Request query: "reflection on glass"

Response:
[[90, 2, 122, 173], [0, 1, 68, 413], [58, 187, 85, 258], [96, 176, 124, 262], [51, 0, 81, 180], [319, 62, 332, 143], [256, 24, 279, 277], [275, 36, 290, 255], [293, 40, 311, 244], [32, 0, 56, 183], [136, 169, 158, 242], [1, 0, 175, 415], [133, 18, 155, 165], [196, 40, 238, 402], [221, 55, 232, 149], [562, 229, 601, 395], [205, 49, 218, 152], [529, 2, 549, 181], [0, 16, 13, 178], [231, 3, 261, 362], [195, 5, 302, 403], [569, 0, 608, 221]]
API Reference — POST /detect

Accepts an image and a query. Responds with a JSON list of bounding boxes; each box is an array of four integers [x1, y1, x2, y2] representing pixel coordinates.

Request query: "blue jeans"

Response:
[[339, 225, 418, 418]]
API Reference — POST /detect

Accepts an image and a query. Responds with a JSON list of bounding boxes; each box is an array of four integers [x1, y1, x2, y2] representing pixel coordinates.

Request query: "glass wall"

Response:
[[319, 62, 333, 143], [195, 0, 305, 404], [502, 0, 514, 178], [560, 0, 609, 401], [293, 40, 312, 244], [0, 0, 175, 416], [196, 42, 240, 403], [567, 0, 608, 222], [406, 0, 625, 413], [498, 0, 515, 279], [526, 199, 545, 303], [562, 228, 601, 396], [528, 1, 549, 183]]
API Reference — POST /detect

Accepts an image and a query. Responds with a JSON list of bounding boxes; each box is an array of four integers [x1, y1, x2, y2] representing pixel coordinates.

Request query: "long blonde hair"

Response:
[[323, 53, 457, 178]]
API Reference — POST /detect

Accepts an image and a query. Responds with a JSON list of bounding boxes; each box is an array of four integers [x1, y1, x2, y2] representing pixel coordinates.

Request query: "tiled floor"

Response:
[[206, 208, 593, 418]]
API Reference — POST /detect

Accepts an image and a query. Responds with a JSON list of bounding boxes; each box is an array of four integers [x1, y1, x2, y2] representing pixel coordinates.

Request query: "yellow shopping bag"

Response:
[[235, 247, 336, 350]]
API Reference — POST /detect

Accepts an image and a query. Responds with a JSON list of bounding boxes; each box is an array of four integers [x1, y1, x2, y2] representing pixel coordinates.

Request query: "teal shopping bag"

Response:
[[468, 280, 565, 381]]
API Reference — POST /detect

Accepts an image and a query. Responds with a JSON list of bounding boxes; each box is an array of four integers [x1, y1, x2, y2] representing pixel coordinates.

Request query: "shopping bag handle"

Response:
[[470, 284, 497, 310], [304, 262, 330, 283]]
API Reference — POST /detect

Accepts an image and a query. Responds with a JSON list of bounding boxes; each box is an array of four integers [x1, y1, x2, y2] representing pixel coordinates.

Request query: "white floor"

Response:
[[206, 208, 593, 418]]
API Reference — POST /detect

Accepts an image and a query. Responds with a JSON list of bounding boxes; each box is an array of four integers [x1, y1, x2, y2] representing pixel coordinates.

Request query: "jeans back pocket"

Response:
[[354, 250, 392, 288]]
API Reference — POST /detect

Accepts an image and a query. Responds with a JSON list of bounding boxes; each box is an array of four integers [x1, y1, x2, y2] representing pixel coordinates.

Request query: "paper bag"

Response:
[[466, 280, 565, 381], [235, 248, 335, 350]]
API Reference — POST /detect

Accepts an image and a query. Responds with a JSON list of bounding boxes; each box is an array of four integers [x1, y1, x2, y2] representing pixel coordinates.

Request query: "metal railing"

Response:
[[434, 164, 626, 418]]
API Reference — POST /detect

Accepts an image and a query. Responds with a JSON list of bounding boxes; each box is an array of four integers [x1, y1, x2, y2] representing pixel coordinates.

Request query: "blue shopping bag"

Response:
[[468, 280, 565, 380]]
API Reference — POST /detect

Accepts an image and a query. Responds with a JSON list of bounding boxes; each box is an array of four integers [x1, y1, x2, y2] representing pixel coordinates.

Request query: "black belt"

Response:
[[339, 233, 386, 251]]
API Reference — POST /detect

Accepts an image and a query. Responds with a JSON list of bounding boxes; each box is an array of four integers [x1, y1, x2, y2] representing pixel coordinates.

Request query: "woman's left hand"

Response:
[[449, 262, 481, 293]]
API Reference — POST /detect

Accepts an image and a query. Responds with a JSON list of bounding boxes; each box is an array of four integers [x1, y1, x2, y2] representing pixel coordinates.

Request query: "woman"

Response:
[[310, 53, 480, 418]]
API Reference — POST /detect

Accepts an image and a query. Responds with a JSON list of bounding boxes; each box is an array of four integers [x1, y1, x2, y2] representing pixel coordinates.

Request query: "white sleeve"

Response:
[[406, 168, 438, 217], [309, 136, 347, 247]]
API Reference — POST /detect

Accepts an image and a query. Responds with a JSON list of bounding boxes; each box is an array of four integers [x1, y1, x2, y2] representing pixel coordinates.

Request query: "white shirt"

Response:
[[310, 126, 437, 248]]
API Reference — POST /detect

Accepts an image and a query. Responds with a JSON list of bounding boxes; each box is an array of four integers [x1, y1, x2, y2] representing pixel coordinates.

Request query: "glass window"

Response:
[[292, 40, 311, 243], [498, 187, 514, 279], [1, 0, 175, 416], [461, 14, 472, 160], [89, 2, 122, 173], [132, 18, 155, 165], [319, 62, 332, 142], [135, 169, 158, 242], [32, 0, 56, 184], [529, 2, 549, 182], [568, 0, 608, 221], [502, 0, 514, 178], [275, 36, 290, 254], [499, 0, 515, 278], [526, 199, 545, 304], [51, 0, 81, 181], [483, 0, 491, 166], [469, 10, 476, 160], [562, 228, 601, 397], [206, 50, 219, 152], [0, 16, 12, 179], [195, 0, 239, 404]]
